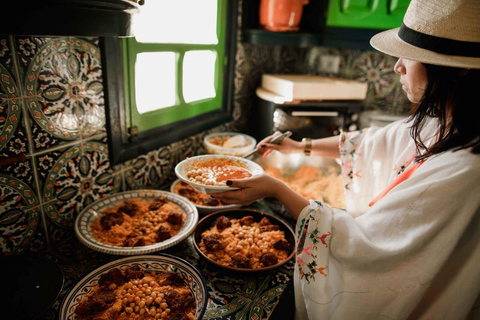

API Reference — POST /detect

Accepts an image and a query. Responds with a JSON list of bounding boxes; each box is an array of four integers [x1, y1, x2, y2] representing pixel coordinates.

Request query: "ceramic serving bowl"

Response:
[[59, 254, 208, 320], [193, 209, 295, 272], [203, 132, 256, 157], [174, 154, 264, 195], [75, 190, 198, 255]]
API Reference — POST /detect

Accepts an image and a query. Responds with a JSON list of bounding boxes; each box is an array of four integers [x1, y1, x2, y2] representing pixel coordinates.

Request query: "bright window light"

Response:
[[133, 0, 218, 44], [183, 51, 216, 103], [135, 52, 176, 114]]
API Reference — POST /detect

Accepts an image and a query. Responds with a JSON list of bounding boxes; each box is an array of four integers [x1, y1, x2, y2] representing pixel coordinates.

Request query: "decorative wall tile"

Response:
[[0, 60, 25, 157], [0, 174, 41, 254], [124, 145, 176, 190], [41, 141, 120, 228], [24, 37, 104, 144], [14, 37, 51, 80]]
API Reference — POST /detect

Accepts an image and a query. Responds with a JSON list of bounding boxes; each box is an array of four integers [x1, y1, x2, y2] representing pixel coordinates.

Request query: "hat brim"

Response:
[[370, 28, 480, 69]]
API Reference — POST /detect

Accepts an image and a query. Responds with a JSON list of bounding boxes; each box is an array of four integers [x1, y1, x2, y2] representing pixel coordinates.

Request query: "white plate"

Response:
[[59, 254, 208, 320], [74, 190, 198, 255], [174, 154, 264, 195], [203, 132, 256, 156], [170, 179, 242, 214]]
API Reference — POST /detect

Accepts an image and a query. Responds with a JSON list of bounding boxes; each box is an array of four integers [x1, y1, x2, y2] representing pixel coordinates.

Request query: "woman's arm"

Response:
[[256, 131, 341, 159], [211, 174, 310, 220]]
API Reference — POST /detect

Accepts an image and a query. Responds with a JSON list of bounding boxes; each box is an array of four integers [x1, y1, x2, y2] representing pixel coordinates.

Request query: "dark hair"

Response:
[[408, 64, 480, 161]]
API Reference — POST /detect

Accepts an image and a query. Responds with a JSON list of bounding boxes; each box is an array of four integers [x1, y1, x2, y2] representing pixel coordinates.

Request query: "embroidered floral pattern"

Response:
[[339, 129, 368, 190], [296, 203, 332, 284]]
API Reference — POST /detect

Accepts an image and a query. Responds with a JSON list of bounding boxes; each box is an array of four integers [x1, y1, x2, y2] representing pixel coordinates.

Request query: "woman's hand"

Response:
[[211, 174, 279, 206], [256, 131, 302, 158], [211, 174, 310, 220]]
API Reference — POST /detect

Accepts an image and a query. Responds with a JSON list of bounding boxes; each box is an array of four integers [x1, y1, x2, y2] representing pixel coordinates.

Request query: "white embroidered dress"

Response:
[[294, 118, 480, 320]]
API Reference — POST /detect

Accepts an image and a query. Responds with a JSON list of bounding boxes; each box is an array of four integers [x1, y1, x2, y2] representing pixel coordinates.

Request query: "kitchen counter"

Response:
[[35, 200, 296, 320]]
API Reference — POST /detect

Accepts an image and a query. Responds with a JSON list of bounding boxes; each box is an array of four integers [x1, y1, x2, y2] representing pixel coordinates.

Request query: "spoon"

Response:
[[242, 131, 292, 159]]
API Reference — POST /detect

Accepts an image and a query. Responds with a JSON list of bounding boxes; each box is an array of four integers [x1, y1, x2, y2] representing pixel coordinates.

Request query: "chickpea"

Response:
[[139, 300, 145, 308], [160, 302, 168, 309], [150, 308, 157, 316], [146, 297, 153, 305]]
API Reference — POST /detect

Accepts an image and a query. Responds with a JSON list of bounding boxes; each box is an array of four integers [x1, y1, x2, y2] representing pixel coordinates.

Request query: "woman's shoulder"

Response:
[[421, 148, 480, 180]]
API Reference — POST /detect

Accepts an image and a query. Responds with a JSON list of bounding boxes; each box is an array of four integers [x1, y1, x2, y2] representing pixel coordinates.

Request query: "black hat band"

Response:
[[398, 22, 480, 58]]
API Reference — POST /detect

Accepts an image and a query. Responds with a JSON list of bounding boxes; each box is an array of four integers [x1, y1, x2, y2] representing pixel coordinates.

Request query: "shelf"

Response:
[[242, 27, 382, 50], [1, 0, 141, 37]]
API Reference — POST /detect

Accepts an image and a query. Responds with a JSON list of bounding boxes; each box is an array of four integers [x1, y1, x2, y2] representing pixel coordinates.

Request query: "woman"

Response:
[[213, 0, 480, 319]]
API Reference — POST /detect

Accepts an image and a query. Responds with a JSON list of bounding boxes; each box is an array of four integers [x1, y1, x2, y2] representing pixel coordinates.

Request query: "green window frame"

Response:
[[122, 0, 228, 134], [102, 0, 238, 165]]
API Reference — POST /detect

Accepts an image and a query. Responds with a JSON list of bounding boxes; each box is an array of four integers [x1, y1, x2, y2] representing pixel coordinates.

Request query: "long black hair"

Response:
[[408, 64, 480, 161]]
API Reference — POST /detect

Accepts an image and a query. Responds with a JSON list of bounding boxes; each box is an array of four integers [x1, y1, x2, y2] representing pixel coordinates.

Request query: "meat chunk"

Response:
[[164, 272, 185, 286], [124, 233, 145, 247], [216, 216, 231, 231], [273, 239, 290, 251], [149, 197, 168, 210], [259, 217, 271, 226], [178, 187, 196, 198], [166, 210, 184, 225], [156, 225, 172, 242], [75, 289, 116, 316], [203, 196, 220, 206], [98, 267, 125, 287], [100, 211, 124, 231], [164, 289, 195, 314], [124, 265, 144, 281], [230, 253, 250, 268], [203, 233, 223, 251], [239, 215, 254, 226], [260, 224, 280, 233], [118, 200, 139, 217], [260, 252, 278, 267]]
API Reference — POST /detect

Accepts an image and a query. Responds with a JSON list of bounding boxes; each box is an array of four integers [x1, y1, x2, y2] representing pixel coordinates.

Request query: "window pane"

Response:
[[183, 50, 216, 103], [135, 52, 176, 114], [134, 0, 218, 44]]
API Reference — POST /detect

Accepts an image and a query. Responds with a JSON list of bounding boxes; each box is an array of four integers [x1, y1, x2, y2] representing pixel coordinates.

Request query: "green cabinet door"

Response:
[[326, 0, 410, 29]]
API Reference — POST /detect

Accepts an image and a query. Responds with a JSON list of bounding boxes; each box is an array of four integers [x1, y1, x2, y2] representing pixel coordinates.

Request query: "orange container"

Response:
[[259, 0, 309, 32]]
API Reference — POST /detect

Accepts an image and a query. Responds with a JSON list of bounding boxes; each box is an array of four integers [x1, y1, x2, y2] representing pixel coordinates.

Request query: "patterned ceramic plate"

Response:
[[74, 190, 198, 255], [59, 254, 208, 320], [175, 154, 264, 195]]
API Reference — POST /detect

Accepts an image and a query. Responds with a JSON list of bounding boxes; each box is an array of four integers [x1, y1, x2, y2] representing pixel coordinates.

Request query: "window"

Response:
[[101, 0, 237, 165]]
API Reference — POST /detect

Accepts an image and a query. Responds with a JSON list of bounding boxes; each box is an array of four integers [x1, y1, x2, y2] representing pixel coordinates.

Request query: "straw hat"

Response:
[[370, 0, 480, 69]]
